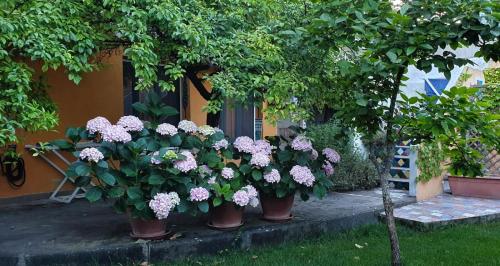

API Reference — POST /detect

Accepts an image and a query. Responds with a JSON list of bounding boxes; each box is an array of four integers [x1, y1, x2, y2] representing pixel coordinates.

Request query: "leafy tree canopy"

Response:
[[0, 0, 312, 145]]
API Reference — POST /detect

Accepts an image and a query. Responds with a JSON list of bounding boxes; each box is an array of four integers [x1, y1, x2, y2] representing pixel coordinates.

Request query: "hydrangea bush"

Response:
[[257, 128, 340, 201], [51, 93, 205, 220]]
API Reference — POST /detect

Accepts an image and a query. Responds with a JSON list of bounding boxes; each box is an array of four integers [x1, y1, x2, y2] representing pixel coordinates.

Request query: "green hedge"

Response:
[[306, 122, 378, 191]]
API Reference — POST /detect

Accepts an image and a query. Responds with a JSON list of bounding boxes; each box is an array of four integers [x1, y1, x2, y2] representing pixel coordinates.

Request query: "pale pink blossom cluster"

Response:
[[156, 123, 178, 136], [197, 125, 216, 136], [323, 161, 335, 176], [207, 176, 216, 184], [290, 165, 315, 187], [322, 148, 341, 163], [117, 116, 144, 132], [254, 140, 273, 155], [290, 135, 313, 152], [232, 185, 259, 207], [263, 169, 281, 183], [86, 117, 111, 134], [221, 167, 235, 180], [198, 165, 213, 177], [189, 187, 209, 202], [174, 151, 197, 173], [101, 125, 132, 143], [151, 151, 161, 165], [250, 152, 270, 168], [79, 147, 104, 163], [178, 120, 198, 133], [233, 136, 255, 153], [149, 192, 180, 219], [212, 139, 229, 150]]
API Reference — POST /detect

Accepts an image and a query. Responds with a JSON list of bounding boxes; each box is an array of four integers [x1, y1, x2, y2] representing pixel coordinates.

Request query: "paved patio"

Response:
[[0, 189, 413, 266], [392, 194, 500, 229]]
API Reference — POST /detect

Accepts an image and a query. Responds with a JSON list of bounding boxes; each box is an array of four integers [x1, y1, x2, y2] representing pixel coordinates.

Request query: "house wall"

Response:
[[0, 52, 124, 199], [1, 56, 277, 199]]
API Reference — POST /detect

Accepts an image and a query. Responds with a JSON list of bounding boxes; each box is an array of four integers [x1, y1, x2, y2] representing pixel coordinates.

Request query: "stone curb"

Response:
[[1, 203, 406, 266]]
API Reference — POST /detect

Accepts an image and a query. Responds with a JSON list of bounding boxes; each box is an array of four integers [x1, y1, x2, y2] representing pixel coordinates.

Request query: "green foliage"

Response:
[[485, 68, 500, 85], [306, 122, 378, 191], [416, 141, 445, 182], [399, 87, 499, 177], [0, 1, 105, 145], [0, 0, 311, 145], [301, 0, 499, 138]]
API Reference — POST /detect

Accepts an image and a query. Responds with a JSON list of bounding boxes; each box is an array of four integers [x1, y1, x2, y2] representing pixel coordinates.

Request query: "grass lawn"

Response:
[[169, 222, 500, 266]]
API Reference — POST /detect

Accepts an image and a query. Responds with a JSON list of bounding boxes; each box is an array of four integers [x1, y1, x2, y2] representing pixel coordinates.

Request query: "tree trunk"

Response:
[[369, 69, 406, 266]]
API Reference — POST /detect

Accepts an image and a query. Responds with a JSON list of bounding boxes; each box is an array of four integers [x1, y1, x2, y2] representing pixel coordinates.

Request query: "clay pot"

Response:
[[208, 201, 244, 229], [448, 176, 500, 199], [260, 193, 295, 221], [128, 215, 168, 240]]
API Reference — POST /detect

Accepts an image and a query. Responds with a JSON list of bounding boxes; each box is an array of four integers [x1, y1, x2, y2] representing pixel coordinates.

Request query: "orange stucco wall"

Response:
[[0, 52, 124, 198], [1, 57, 277, 199]]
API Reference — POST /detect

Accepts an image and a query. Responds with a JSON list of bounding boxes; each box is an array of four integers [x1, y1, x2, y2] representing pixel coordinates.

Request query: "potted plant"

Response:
[[51, 93, 202, 239], [398, 86, 499, 199], [240, 131, 339, 221], [189, 126, 259, 229]]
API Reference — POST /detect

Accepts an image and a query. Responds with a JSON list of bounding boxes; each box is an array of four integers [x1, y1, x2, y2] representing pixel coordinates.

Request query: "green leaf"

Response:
[[252, 170, 262, 181], [98, 171, 116, 186], [386, 51, 398, 63], [406, 46, 417, 56], [399, 4, 410, 15], [169, 134, 182, 146], [85, 187, 102, 202], [197, 201, 209, 213], [127, 186, 143, 200], [74, 176, 91, 187], [148, 174, 166, 185], [240, 164, 252, 174], [75, 164, 91, 176], [108, 187, 125, 198], [212, 197, 223, 207], [356, 98, 368, 107]]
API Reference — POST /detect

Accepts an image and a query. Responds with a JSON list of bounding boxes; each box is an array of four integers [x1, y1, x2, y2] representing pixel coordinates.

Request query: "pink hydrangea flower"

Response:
[[221, 167, 234, 180], [254, 140, 273, 155], [291, 135, 313, 152], [198, 165, 213, 177], [117, 116, 144, 132], [323, 161, 335, 176], [290, 165, 315, 187], [232, 190, 250, 207], [156, 123, 178, 136], [189, 187, 209, 202], [250, 152, 270, 168], [101, 125, 132, 143], [207, 176, 216, 184], [243, 185, 258, 198], [264, 169, 281, 183], [79, 147, 104, 163], [234, 136, 255, 153], [149, 192, 179, 220], [178, 120, 197, 133], [174, 151, 197, 173], [212, 139, 229, 151], [322, 148, 341, 163], [86, 116, 111, 134], [198, 125, 216, 136]]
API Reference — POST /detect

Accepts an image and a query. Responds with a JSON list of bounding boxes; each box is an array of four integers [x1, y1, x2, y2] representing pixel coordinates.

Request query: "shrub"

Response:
[[306, 122, 378, 191]]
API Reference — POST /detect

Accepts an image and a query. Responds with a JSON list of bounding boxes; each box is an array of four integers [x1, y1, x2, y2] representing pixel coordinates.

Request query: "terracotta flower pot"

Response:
[[448, 175, 500, 199], [128, 214, 168, 240], [260, 193, 295, 221], [208, 201, 244, 229]]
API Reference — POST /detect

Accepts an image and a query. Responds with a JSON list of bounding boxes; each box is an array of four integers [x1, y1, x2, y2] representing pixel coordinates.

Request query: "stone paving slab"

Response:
[[390, 194, 500, 229], [0, 189, 414, 266]]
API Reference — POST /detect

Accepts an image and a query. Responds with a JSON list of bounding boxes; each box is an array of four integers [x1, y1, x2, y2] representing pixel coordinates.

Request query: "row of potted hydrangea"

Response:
[[52, 102, 340, 239]]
